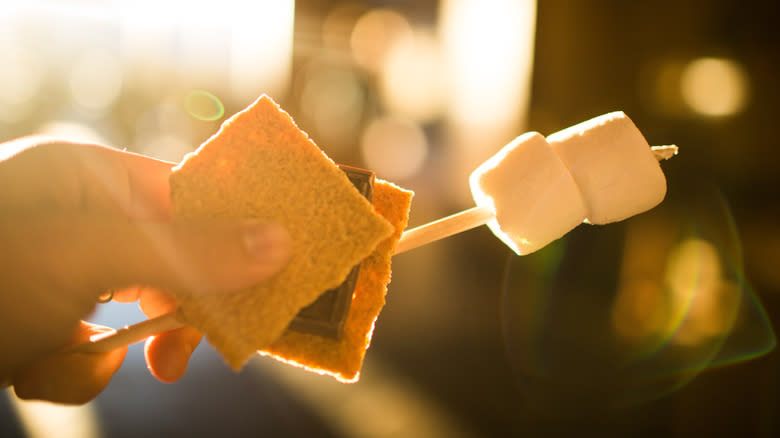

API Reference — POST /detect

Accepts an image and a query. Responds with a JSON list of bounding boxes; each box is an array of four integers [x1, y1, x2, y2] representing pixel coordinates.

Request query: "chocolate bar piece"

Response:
[[287, 165, 375, 339]]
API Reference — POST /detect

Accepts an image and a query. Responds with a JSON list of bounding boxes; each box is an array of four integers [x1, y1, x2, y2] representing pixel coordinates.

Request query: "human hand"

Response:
[[0, 137, 291, 404]]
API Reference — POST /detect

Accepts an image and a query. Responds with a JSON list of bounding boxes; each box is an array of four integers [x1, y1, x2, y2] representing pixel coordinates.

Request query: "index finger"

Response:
[[117, 147, 178, 220], [0, 138, 178, 220]]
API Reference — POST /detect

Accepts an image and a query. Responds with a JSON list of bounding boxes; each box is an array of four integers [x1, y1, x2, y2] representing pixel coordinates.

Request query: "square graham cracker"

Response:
[[168, 95, 394, 370], [261, 179, 413, 382]]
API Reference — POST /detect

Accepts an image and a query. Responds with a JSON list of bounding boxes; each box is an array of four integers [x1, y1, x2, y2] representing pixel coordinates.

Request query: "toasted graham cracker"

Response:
[[260, 179, 413, 382], [169, 95, 394, 370]]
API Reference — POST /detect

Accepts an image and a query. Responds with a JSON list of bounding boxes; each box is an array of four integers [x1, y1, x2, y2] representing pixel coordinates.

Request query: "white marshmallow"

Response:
[[470, 132, 587, 255], [547, 111, 667, 224]]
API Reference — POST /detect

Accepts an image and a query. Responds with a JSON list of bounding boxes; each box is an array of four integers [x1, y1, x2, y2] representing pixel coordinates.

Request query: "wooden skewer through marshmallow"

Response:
[[395, 144, 676, 255], [69, 118, 677, 354]]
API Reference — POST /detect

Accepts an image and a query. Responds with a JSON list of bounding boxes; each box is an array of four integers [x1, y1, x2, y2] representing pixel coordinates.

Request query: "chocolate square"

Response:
[[287, 165, 375, 339]]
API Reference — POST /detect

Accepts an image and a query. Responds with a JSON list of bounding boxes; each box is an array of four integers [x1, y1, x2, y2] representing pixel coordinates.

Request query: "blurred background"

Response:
[[2, 0, 780, 436]]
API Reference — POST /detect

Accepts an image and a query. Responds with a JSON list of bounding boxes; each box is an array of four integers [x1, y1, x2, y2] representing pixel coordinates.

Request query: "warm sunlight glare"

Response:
[[439, 0, 536, 129], [8, 390, 100, 438]]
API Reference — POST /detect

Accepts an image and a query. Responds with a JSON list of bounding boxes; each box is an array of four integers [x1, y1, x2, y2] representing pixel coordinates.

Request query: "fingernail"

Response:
[[242, 222, 292, 267]]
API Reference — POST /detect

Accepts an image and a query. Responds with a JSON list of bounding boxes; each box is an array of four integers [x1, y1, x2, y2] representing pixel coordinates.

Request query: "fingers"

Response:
[[113, 146, 177, 220], [112, 285, 144, 303], [0, 139, 175, 220], [144, 327, 203, 383], [12, 321, 127, 405], [137, 287, 202, 383], [1, 216, 292, 302], [138, 287, 178, 317]]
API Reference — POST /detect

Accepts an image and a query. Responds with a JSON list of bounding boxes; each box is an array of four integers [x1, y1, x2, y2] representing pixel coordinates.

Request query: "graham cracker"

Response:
[[168, 95, 394, 370], [260, 179, 413, 382]]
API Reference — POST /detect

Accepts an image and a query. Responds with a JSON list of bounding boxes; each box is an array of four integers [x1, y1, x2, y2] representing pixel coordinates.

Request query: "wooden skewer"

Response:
[[66, 312, 182, 354], [651, 145, 678, 161], [393, 205, 493, 255], [69, 214, 479, 354], [70, 145, 677, 354]]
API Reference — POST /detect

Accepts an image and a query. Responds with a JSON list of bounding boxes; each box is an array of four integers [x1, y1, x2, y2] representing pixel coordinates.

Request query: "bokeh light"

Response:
[[379, 29, 446, 123], [299, 64, 365, 154], [134, 101, 195, 162], [321, 3, 365, 53], [361, 116, 429, 181], [0, 45, 44, 107], [680, 57, 749, 117], [350, 9, 412, 72], [501, 182, 775, 412], [0, 38, 45, 123], [69, 49, 123, 113], [663, 238, 740, 346]]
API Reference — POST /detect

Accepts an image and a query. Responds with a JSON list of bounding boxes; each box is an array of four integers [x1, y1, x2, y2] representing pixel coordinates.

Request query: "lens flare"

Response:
[[184, 90, 225, 121], [500, 182, 774, 412]]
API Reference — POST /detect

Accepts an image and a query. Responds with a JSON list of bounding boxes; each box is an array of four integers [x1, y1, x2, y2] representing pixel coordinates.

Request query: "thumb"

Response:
[[1, 215, 292, 301]]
